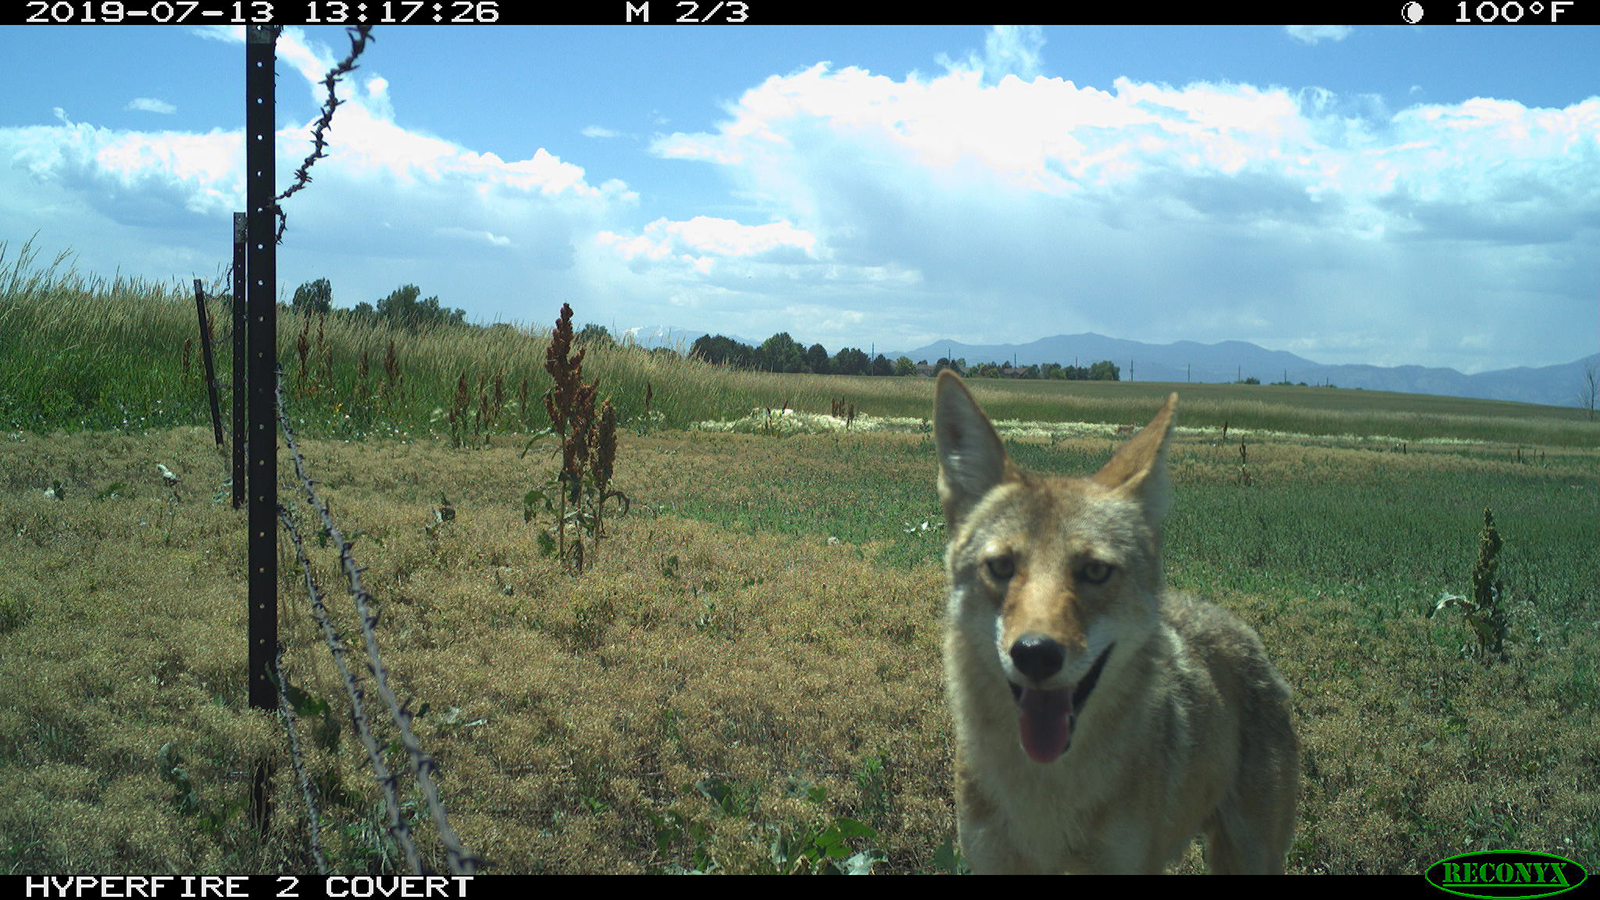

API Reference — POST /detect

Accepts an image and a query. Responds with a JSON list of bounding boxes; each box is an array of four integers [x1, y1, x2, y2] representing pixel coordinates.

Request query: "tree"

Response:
[[833, 347, 870, 376], [894, 356, 916, 376], [291, 277, 332, 315], [377, 284, 422, 329], [690, 334, 758, 368], [576, 323, 615, 347], [871, 353, 892, 376], [806, 343, 831, 375], [377, 284, 466, 332], [758, 332, 807, 373], [1089, 360, 1121, 382]]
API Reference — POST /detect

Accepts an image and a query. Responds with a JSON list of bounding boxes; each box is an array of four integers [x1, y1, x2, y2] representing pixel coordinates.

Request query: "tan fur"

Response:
[[934, 371, 1299, 874]]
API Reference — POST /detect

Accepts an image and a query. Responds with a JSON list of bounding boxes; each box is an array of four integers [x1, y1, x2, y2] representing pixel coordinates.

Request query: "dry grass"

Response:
[[0, 428, 951, 873], [1, 412, 1596, 874]]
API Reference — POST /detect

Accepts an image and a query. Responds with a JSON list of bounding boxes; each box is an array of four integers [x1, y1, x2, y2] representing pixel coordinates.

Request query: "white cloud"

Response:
[[1287, 26, 1354, 45], [438, 226, 513, 247], [655, 216, 816, 257], [187, 24, 243, 43], [647, 45, 1600, 367], [1, 26, 643, 325], [363, 76, 395, 121], [938, 24, 1047, 86], [596, 216, 818, 279], [9, 110, 241, 221], [4, 25, 1594, 372], [126, 98, 177, 115]]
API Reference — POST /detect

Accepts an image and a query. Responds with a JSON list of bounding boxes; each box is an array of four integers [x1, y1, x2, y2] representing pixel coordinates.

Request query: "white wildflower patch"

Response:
[[689, 409, 1489, 448], [691, 407, 931, 436], [691, 408, 1153, 440]]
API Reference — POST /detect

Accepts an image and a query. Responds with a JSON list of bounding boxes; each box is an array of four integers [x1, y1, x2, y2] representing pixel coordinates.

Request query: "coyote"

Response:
[[934, 372, 1299, 874]]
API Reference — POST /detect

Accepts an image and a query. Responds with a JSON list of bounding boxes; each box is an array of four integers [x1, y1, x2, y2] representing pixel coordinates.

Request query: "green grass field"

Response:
[[2, 243, 1597, 874]]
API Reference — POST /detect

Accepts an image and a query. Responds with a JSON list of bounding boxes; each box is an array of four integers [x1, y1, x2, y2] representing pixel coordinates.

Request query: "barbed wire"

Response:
[[240, 27, 479, 875], [276, 494, 425, 874], [272, 639, 329, 875], [274, 24, 376, 244], [275, 370, 482, 876]]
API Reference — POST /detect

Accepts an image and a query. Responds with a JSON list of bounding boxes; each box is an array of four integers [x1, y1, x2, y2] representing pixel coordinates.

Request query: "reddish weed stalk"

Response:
[[523, 303, 626, 573]]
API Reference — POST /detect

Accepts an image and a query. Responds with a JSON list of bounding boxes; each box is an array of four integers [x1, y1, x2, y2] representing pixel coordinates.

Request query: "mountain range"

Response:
[[621, 326, 1598, 410]]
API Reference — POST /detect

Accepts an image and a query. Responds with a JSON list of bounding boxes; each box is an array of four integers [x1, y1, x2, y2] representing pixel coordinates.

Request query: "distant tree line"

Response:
[[289, 278, 466, 333], [963, 360, 1121, 381], [690, 332, 1121, 381], [689, 332, 902, 375], [282, 280, 1122, 380]]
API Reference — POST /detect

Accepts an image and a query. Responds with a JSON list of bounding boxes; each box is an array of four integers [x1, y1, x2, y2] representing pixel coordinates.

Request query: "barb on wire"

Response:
[[272, 640, 330, 875], [275, 370, 482, 875], [275, 25, 376, 244], [278, 500, 424, 874]]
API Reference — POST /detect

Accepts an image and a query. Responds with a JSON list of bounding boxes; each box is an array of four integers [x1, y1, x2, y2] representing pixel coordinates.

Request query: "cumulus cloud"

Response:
[[595, 216, 821, 296], [11, 108, 240, 221], [601, 216, 816, 262], [939, 24, 1047, 86], [3, 25, 1593, 371], [1, 25, 641, 322], [362, 76, 395, 121], [649, 50, 1599, 367]]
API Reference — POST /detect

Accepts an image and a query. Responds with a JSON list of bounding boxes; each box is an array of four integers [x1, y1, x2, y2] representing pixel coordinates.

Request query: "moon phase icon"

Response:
[[1402, 1, 1424, 22]]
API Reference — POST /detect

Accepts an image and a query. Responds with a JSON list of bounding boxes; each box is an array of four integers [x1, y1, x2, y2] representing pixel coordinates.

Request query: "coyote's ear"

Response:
[[935, 371, 1013, 527], [1094, 393, 1177, 523]]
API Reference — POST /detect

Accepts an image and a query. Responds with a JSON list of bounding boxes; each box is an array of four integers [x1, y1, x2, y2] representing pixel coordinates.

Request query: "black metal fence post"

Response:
[[233, 212, 247, 510], [246, 24, 278, 833]]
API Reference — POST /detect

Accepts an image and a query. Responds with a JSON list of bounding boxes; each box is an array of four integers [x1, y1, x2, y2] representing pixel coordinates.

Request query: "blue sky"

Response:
[[2, 24, 1597, 373]]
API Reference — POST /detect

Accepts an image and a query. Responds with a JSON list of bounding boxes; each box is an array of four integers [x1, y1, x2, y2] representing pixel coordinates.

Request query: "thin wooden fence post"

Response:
[[194, 279, 225, 452]]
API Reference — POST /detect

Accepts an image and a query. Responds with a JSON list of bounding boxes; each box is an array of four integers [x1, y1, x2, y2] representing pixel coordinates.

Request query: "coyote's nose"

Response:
[[1010, 633, 1065, 683]]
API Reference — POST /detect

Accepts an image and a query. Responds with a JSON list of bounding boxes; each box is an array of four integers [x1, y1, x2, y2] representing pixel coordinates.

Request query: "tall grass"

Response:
[[0, 239, 212, 432], [3, 238, 1595, 448], [0, 239, 847, 439]]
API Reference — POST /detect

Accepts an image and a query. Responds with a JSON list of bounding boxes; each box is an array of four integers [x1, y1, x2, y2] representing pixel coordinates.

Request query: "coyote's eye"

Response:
[[1079, 561, 1114, 584], [986, 554, 1016, 581]]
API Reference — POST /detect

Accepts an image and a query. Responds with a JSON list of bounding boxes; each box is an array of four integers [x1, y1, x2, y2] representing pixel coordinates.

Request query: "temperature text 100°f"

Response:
[[1456, 0, 1576, 21]]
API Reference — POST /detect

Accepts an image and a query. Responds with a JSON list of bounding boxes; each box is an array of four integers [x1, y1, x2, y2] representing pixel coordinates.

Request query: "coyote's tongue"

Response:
[[1017, 687, 1074, 764]]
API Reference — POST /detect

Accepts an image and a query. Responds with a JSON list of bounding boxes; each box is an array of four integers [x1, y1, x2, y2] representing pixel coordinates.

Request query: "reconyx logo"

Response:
[[1427, 851, 1588, 899]]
